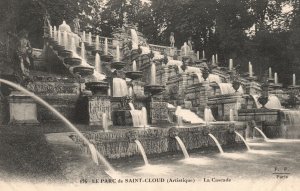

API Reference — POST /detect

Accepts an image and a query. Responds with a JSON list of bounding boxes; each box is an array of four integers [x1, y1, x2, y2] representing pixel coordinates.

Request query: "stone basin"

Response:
[[85, 81, 109, 95], [144, 85, 165, 95], [64, 57, 82, 66], [53, 44, 65, 52], [84, 42, 95, 51], [58, 49, 73, 58], [125, 71, 143, 80], [73, 66, 94, 77], [91, 49, 104, 56], [111, 61, 126, 70], [101, 54, 114, 62]]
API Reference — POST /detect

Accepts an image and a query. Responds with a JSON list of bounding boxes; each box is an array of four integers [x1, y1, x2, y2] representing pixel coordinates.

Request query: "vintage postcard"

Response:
[[0, 0, 299, 190]]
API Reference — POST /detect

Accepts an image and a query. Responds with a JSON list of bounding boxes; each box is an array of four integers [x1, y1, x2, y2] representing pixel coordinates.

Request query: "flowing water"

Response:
[[132, 60, 137, 71], [208, 133, 224, 153], [251, 94, 282, 109], [218, 83, 243, 94], [81, 42, 85, 60], [229, 109, 234, 121], [102, 113, 108, 132], [254, 127, 269, 141], [95, 35, 100, 50], [134, 140, 149, 165], [234, 131, 251, 151], [177, 116, 183, 127], [174, 136, 190, 159], [95, 53, 101, 73], [0, 79, 115, 173], [130, 29, 139, 50], [204, 108, 216, 122], [129, 103, 148, 127], [113, 78, 128, 97], [151, 63, 156, 85], [104, 38, 108, 55], [175, 106, 205, 124]]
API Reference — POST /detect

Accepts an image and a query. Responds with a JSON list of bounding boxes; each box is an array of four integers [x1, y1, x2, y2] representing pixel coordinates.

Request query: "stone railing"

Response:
[[149, 44, 178, 57]]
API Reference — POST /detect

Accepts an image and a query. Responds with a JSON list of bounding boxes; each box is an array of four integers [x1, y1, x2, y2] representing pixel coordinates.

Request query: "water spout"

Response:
[[95, 53, 101, 73], [274, 72, 278, 84], [177, 116, 183, 127], [0, 79, 115, 173], [88, 144, 99, 165], [104, 38, 108, 55], [132, 60, 137, 71], [234, 131, 251, 151], [53, 26, 57, 41], [58, 30, 62, 45], [208, 133, 224, 153], [151, 63, 156, 85], [102, 113, 108, 132], [116, 44, 120, 62], [95, 35, 100, 50], [81, 42, 86, 60], [204, 108, 216, 122], [63, 31, 68, 49], [134, 140, 149, 165], [249, 62, 253, 77], [293, 74, 296, 86], [88, 32, 92, 45], [130, 29, 139, 50], [49, 26, 53, 38], [174, 136, 190, 158], [70, 37, 77, 53], [82, 31, 86, 42], [229, 109, 234, 121], [229, 59, 233, 70]]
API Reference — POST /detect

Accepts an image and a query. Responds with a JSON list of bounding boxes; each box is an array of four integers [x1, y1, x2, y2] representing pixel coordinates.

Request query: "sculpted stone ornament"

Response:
[[258, 74, 269, 108], [169, 127, 179, 138], [121, 95, 132, 110], [202, 67, 210, 81], [126, 130, 138, 143], [228, 123, 235, 134]]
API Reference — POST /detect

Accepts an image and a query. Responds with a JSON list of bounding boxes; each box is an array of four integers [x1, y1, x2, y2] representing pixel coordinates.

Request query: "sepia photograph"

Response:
[[0, 0, 299, 190]]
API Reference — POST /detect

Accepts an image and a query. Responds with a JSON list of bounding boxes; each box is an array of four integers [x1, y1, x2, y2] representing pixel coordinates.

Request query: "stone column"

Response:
[[198, 81, 209, 118], [8, 91, 39, 125]]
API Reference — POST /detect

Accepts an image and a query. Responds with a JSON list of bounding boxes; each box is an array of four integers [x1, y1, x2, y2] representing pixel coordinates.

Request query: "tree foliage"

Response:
[[1, 0, 300, 85]]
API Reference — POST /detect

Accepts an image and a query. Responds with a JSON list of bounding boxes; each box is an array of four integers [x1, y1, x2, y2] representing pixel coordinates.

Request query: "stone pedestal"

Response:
[[76, 95, 111, 126], [8, 91, 39, 125], [150, 101, 170, 125]]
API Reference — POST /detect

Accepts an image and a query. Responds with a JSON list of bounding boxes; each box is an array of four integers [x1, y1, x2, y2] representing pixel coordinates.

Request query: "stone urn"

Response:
[[258, 96, 269, 108], [232, 80, 241, 92], [202, 67, 210, 81]]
